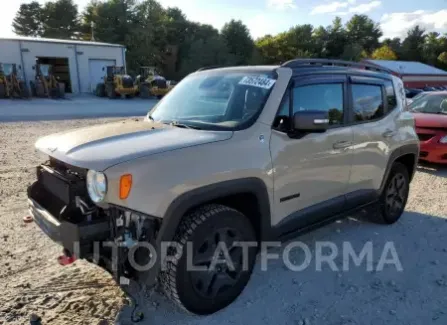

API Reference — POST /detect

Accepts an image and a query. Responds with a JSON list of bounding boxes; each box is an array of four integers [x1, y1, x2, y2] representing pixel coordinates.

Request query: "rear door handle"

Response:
[[333, 140, 352, 149], [382, 130, 396, 138]]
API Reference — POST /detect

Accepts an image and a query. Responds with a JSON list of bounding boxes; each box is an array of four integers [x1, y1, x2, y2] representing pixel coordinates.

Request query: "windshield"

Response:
[[408, 93, 447, 115], [148, 70, 277, 130]]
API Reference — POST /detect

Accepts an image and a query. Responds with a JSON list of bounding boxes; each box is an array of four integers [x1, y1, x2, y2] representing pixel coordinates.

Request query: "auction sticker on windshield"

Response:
[[239, 75, 276, 89]]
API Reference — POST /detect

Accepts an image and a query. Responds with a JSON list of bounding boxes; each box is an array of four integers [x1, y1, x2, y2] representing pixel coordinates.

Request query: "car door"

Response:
[[270, 75, 354, 233], [346, 76, 397, 208]]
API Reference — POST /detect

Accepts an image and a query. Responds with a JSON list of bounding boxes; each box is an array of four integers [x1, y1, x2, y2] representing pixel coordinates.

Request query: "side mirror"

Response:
[[293, 110, 329, 132]]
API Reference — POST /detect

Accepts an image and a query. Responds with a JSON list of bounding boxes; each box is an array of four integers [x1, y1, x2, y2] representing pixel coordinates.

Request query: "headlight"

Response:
[[86, 170, 107, 203], [440, 135, 447, 144]]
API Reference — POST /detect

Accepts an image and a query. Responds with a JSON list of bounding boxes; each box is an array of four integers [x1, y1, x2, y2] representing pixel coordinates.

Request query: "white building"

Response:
[[0, 36, 126, 94]]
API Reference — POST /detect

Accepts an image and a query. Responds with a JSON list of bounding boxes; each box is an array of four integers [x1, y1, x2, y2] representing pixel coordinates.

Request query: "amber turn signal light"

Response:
[[119, 174, 132, 199]]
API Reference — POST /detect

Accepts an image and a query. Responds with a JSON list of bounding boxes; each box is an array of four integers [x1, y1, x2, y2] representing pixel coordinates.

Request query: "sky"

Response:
[[1, 0, 447, 40]]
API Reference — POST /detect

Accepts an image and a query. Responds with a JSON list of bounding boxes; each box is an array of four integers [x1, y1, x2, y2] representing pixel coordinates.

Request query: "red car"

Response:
[[408, 92, 447, 164]]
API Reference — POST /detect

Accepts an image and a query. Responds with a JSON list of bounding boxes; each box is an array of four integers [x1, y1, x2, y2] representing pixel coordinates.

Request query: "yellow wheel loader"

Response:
[[30, 64, 65, 99], [0, 63, 29, 99], [135, 66, 175, 99], [95, 66, 137, 99]]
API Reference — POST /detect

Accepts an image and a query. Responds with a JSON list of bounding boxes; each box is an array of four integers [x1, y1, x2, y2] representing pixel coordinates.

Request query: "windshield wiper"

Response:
[[169, 121, 202, 130]]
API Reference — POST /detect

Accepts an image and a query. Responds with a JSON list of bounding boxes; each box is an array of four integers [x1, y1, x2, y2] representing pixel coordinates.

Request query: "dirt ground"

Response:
[[0, 118, 446, 325]]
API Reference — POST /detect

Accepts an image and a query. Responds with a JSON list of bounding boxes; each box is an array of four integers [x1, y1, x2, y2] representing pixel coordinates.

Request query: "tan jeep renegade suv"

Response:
[[28, 59, 419, 315]]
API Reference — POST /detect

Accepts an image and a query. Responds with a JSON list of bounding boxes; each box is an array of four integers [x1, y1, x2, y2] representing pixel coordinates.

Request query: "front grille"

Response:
[[30, 163, 90, 223], [39, 167, 71, 203], [417, 134, 434, 142]]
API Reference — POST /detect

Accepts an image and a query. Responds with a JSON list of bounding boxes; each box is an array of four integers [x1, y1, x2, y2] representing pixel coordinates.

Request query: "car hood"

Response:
[[35, 119, 233, 171], [413, 113, 447, 129]]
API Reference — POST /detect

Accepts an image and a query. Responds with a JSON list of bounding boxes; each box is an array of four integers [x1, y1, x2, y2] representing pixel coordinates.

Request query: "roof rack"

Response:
[[281, 59, 393, 74]]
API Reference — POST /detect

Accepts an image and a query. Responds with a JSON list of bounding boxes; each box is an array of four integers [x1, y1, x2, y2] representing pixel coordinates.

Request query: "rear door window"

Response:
[[351, 84, 384, 122], [384, 80, 397, 111]]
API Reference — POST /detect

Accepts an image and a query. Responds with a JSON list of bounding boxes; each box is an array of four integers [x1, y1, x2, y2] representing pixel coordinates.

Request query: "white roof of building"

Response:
[[0, 36, 124, 48], [364, 60, 447, 75]]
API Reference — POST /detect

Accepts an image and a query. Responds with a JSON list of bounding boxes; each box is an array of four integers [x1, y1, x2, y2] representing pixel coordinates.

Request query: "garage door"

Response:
[[89, 59, 116, 93]]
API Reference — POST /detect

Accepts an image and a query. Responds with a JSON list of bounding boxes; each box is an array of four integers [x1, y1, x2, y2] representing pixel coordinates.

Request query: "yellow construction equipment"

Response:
[[0, 63, 29, 99], [30, 64, 65, 98], [95, 66, 137, 99], [135, 66, 174, 99]]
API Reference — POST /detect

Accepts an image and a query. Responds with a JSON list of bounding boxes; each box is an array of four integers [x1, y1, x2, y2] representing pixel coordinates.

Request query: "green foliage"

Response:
[[402, 26, 426, 61], [221, 20, 254, 65], [372, 45, 397, 60], [11, 0, 447, 80], [41, 0, 80, 39], [12, 2, 43, 37], [341, 43, 365, 61], [345, 15, 382, 53], [438, 52, 447, 70]]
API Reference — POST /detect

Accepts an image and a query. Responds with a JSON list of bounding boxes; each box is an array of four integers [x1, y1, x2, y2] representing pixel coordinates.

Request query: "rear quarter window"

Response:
[[384, 80, 397, 111]]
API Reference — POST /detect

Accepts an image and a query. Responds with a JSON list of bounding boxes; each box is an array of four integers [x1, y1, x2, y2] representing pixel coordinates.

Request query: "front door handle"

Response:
[[333, 140, 352, 149], [382, 130, 396, 138]]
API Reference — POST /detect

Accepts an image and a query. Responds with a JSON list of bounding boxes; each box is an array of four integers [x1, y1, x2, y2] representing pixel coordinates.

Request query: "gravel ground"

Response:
[[0, 118, 446, 325]]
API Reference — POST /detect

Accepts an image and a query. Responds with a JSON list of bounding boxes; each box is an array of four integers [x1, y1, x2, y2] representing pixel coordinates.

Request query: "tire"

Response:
[[58, 83, 65, 98], [160, 204, 257, 315], [29, 81, 36, 97], [0, 83, 6, 98], [35, 82, 45, 97], [96, 83, 106, 97], [375, 162, 410, 224], [139, 84, 150, 99], [106, 83, 116, 99], [19, 81, 29, 98]]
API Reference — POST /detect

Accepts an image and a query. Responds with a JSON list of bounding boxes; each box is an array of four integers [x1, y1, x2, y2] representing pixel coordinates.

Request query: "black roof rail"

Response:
[[281, 59, 393, 74], [196, 66, 222, 72]]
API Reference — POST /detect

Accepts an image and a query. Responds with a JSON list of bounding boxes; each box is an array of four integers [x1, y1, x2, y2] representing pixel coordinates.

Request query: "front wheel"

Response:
[[376, 162, 410, 224], [160, 204, 257, 315]]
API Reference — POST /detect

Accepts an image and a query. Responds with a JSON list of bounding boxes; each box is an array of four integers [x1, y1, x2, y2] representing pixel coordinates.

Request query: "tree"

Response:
[[382, 38, 402, 58], [221, 20, 254, 65], [325, 17, 347, 58], [423, 32, 442, 66], [346, 14, 382, 54], [313, 26, 329, 58], [81, 0, 137, 44], [41, 0, 80, 39], [341, 43, 366, 61], [12, 2, 43, 37], [438, 52, 447, 69], [402, 25, 425, 61], [372, 45, 397, 60]]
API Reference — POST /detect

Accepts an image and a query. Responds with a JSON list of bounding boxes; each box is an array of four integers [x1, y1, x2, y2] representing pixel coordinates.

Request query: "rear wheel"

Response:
[[375, 162, 410, 224], [19, 81, 29, 98], [29, 81, 36, 97], [160, 204, 257, 315], [95, 83, 106, 97], [106, 83, 116, 99], [139, 83, 151, 99], [0, 83, 6, 98]]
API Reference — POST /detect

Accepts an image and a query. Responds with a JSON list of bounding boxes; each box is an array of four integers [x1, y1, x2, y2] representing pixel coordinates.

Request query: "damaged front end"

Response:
[[27, 158, 161, 286]]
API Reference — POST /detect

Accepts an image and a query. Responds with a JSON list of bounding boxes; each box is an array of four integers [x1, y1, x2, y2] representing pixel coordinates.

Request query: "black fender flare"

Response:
[[139, 177, 272, 286], [378, 143, 419, 194]]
